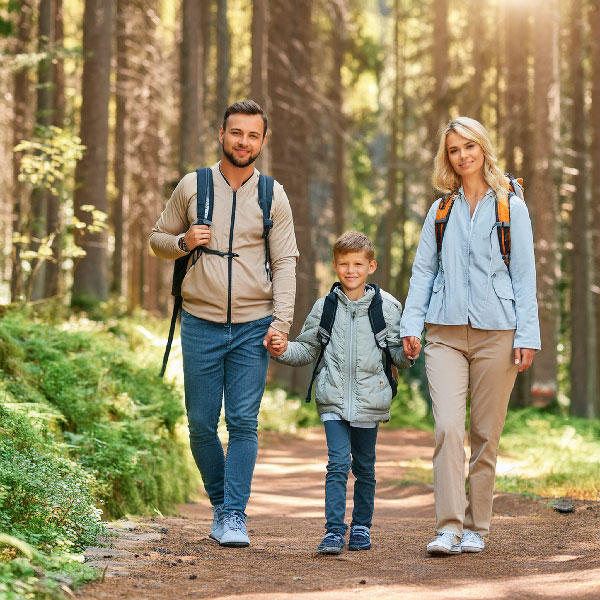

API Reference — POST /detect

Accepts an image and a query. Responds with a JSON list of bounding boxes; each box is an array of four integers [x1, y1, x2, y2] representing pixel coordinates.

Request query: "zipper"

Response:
[[227, 190, 237, 324], [347, 304, 356, 420]]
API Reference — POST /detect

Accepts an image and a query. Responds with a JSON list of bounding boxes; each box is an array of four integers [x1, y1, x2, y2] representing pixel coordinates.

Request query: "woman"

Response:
[[400, 117, 540, 555]]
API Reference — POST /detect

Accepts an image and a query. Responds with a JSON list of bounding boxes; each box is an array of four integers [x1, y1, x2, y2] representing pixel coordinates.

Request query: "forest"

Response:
[[0, 0, 599, 416]]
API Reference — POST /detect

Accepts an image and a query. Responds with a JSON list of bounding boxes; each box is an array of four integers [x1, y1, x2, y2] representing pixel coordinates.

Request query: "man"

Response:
[[150, 100, 298, 547]]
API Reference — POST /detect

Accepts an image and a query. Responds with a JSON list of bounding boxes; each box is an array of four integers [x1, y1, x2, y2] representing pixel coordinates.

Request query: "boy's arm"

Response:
[[273, 299, 323, 367], [383, 295, 415, 370]]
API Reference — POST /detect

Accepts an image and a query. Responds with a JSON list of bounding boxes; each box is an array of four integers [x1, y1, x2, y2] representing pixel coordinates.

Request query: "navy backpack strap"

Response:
[[305, 283, 340, 402], [367, 284, 398, 398], [258, 174, 275, 280], [196, 167, 213, 226]]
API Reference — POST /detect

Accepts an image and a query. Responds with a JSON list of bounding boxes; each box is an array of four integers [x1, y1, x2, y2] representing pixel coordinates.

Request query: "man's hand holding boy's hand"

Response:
[[402, 336, 422, 360], [263, 327, 288, 357]]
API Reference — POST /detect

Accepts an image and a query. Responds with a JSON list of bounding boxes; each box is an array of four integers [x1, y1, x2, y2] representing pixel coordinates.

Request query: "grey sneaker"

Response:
[[219, 511, 250, 547], [426, 531, 461, 555], [316, 532, 345, 555], [209, 504, 225, 542], [461, 529, 484, 553]]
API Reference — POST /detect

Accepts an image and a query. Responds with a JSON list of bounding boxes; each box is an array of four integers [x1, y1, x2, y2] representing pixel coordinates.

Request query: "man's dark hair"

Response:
[[222, 100, 268, 138]]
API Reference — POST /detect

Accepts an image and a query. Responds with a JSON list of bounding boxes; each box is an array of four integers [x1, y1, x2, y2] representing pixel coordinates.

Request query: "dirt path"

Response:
[[77, 428, 600, 600]]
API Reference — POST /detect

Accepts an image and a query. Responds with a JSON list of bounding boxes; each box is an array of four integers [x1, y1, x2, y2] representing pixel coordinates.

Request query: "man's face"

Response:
[[219, 113, 266, 168]]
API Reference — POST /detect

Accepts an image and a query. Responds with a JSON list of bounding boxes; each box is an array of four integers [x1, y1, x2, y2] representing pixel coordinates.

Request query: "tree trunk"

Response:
[[72, 0, 114, 305], [251, 0, 270, 172], [268, 0, 315, 393], [112, 0, 128, 295], [589, 0, 600, 416], [29, 0, 54, 301], [180, 0, 205, 176], [530, 0, 560, 406], [216, 0, 230, 121], [10, 0, 34, 302], [45, 0, 64, 298], [505, 1, 532, 407], [330, 0, 347, 238], [467, 0, 484, 121]]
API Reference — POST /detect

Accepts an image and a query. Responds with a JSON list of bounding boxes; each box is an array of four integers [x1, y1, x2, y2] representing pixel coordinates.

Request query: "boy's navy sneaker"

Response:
[[348, 525, 371, 550], [209, 504, 225, 542], [316, 532, 345, 555], [219, 511, 250, 547]]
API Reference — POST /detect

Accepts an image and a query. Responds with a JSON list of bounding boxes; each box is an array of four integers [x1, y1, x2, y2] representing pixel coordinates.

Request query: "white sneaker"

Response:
[[426, 531, 461, 555], [461, 529, 485, 553], [209, 504, 225, 542], [219, 512, 250, 547]]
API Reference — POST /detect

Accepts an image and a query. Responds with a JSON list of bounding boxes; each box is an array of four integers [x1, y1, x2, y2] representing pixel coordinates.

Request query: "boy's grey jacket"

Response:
[[275, 286, 412, 423], [400, 188, 541, 350]]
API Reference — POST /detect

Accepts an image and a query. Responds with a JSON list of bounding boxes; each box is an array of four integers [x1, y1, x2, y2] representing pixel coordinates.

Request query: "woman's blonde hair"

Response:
[[432, 117, 508, 202]]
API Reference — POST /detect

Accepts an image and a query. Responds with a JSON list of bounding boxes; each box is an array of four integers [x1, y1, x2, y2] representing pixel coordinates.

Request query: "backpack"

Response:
[[305, 282, 398, 403], [159, 167, 274, 377], [434, 174, 524, 268]]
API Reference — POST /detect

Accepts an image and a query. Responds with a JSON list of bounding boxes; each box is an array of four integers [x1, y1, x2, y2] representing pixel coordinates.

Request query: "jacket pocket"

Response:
[[492, 273, 515, 300]]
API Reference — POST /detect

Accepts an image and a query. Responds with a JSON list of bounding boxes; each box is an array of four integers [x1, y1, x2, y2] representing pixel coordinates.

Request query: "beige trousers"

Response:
[[424, 323, 518, 537]]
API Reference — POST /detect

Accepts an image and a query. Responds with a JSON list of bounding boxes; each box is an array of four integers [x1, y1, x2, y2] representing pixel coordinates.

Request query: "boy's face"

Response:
[[333, 251, 377, 298]]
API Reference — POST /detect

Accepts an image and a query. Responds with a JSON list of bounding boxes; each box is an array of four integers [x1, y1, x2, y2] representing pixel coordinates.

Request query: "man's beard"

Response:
[[222, 143, 261, 168]]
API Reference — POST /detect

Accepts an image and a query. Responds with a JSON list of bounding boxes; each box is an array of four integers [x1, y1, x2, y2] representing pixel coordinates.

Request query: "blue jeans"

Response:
[[323, 420, 379, 535], [180, 310, 272, 515]]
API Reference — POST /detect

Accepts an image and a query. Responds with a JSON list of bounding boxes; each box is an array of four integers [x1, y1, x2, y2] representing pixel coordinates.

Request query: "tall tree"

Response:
[[180, 0, 205, 176], [466, 0, 485, 121], [330, 0, 347, 237], [10, 0, 34, 302], [505, 1, 532, 407], [29, 0, 53, 301], [530, 0, 560, 405], [44, 0, 65, 298], [251, 0, 270, 172], [216, 0, 230, 120], [590, 0, 600, 416], [268, 0, 315, 391], [72, 0, 114, 305]]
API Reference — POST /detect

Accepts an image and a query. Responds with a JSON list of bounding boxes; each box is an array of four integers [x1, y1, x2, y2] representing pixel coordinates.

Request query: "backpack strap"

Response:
[[305, 283, 340, 402], [367, 284, 398, 398], [495, 194, 511, 268], [258, 174, 275, 280], [435, 190, 458, 254]]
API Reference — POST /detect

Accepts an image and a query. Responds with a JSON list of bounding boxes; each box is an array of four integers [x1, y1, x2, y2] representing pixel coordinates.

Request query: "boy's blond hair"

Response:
[[333, 231, 375, 261]]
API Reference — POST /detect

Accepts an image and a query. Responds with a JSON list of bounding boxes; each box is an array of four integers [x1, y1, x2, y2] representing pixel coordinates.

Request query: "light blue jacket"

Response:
[[400, 188, 541, 350]]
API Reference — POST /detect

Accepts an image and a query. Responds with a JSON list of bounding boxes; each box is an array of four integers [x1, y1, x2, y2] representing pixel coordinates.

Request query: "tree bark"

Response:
[[45, 0, 65, 298], [530, 0, 560, 406], [10, 0, 34, 302], [216, 0, 230, 121], [251, 0, 270, 172], [29, 0, 54, 301], [589, 0, 600, 416]]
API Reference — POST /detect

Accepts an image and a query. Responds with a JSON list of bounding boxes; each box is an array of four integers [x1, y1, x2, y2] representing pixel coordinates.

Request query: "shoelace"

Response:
[[225, 513, 246, 532], [462, 530, 482, 543], [322, 533, 343, 543], [437, 531, 458, 543]]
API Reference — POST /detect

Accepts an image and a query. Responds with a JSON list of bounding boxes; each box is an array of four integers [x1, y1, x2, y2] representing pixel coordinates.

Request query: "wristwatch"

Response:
[[178, 236, 188, 253]]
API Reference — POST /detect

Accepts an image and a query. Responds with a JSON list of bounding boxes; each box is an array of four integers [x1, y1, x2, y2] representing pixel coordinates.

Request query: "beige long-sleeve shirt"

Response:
[[150, 163, 299, 333]]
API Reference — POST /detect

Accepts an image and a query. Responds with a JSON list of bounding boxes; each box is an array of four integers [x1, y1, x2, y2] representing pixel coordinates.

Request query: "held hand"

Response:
[[402, 336, 421, 360], [263, 327, 288, 357], [514, 348, 535, 372], [185, 224, 211, 250]]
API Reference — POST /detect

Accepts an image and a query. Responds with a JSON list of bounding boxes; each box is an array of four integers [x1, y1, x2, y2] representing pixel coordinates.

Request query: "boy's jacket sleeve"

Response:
[[383, 295, 413, 370], [273, 298, 324, 367]]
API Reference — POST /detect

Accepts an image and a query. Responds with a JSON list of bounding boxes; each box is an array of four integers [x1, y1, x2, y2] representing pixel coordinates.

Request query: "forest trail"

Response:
[[77, 428, 600, 600]]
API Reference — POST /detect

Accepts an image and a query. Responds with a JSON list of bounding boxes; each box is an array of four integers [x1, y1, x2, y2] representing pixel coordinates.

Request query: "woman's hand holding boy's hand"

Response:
[[402, 336, 422, 360], [263, 327, 288, 357]]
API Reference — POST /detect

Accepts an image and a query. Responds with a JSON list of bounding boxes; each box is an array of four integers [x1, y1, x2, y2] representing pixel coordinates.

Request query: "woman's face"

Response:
[[446, 131, 485, 178]]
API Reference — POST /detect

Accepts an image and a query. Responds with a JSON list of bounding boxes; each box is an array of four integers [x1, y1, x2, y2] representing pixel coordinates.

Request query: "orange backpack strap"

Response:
[[495, 194, 511, 267], [435, 190, 458, 253]]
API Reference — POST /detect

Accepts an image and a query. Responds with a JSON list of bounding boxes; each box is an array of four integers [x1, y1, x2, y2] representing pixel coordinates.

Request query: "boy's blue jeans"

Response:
[[323, 420, 379, 535], [180, 310, 272, 515]]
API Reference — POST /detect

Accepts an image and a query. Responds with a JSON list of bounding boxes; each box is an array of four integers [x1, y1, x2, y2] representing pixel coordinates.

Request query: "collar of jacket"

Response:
[[334, 284, 375, 310]]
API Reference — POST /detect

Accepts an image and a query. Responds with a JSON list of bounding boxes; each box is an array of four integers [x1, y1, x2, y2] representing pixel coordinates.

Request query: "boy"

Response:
[[267, 231, 420, 554]]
